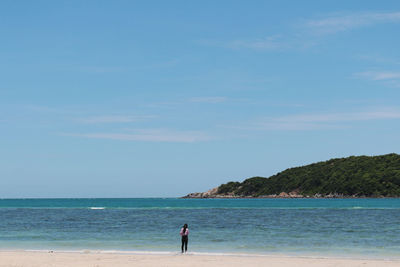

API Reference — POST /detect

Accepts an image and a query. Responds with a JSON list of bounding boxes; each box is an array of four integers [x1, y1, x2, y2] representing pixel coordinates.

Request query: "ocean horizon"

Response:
[[0, 198, 399, 259]]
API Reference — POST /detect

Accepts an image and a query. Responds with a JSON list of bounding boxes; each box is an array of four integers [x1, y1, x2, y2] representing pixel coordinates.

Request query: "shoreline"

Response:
[[181, 196, 400, 199], [1, 249, 399, 261], [0, 250, 399, 267]]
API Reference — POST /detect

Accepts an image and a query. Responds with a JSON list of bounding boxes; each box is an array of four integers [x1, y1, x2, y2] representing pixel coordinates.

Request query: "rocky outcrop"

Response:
[[182, 187, 219, 198], [183, 188, 353, 199], [183, 187, 307, 199], [278, 192, 289, 198], [288, 190, 303, 198], [182, 187, 242, 198]]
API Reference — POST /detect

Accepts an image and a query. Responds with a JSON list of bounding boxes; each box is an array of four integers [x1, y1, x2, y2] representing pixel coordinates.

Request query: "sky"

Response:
[[1, 0, 400, 197]]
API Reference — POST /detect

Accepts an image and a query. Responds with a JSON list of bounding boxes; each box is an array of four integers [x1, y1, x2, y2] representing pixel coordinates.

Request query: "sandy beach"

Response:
[[0, 251, 399, 267]]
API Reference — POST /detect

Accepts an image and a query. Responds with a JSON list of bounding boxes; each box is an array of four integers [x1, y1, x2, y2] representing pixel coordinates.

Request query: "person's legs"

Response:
[[181, 238, 185, 253], [184, 238, 188, 252]]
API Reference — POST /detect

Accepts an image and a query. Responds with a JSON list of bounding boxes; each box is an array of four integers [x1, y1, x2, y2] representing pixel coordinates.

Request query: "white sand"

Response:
[[0, 251, 399, 267]]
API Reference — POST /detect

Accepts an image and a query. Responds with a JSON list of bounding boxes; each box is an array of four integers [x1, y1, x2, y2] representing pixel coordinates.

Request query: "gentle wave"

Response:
[[0, 206, 399, 210]]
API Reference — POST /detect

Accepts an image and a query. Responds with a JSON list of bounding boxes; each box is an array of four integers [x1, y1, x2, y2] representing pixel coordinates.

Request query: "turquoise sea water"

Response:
[[0, 198, 399, 259]]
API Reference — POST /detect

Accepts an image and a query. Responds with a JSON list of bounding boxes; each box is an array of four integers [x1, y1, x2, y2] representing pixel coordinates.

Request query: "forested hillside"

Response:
[[209, 154, 400, 197]]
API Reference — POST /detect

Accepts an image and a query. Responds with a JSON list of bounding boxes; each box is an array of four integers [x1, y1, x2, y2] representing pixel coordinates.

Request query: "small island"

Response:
[[184, 153, 400, 198]]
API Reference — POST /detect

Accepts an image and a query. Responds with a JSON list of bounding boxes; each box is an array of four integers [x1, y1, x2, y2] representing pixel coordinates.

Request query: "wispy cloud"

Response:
[[25, 105, 81, 114], [225, 35, 287, 50], [229, 108, 400, 131], [199, 35, 290, 51], [76, 66, 123, 74], [275, 110, 400, 122], [139, 59, 180, 70], [355, 71, 400, 87], [355, 71, 400, 81], [60, 58, 179, 74], [356, 54, 400, 65], [188, 97, 227, 103], [77, 115, 156, 124], [305, 11, 400, 34], [200, 11, 400, 52], [64, 129, 212, 143]]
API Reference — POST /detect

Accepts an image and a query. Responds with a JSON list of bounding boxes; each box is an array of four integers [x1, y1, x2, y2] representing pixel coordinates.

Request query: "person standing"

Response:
[[180, 224, 189, 253]]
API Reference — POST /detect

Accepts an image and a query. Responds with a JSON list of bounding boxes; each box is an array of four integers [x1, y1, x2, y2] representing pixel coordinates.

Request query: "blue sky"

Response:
[[1, 0, 400, 197]]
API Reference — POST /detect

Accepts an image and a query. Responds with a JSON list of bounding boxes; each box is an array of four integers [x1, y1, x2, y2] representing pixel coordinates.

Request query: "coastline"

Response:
[[181, 195, 400, 199], [182, 186, 400, 199], [1, 250, 399, 267]]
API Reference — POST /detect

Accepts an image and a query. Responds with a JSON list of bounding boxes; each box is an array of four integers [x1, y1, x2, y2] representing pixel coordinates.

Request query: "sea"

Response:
[[0, 198, 399, 259]]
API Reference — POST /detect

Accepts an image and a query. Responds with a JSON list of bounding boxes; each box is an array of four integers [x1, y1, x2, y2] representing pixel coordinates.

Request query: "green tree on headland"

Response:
[[217, 154, 400, 197]]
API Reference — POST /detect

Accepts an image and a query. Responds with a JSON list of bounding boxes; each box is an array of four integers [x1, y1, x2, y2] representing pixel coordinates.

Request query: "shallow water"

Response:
[[0, 198, 399, 258]]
